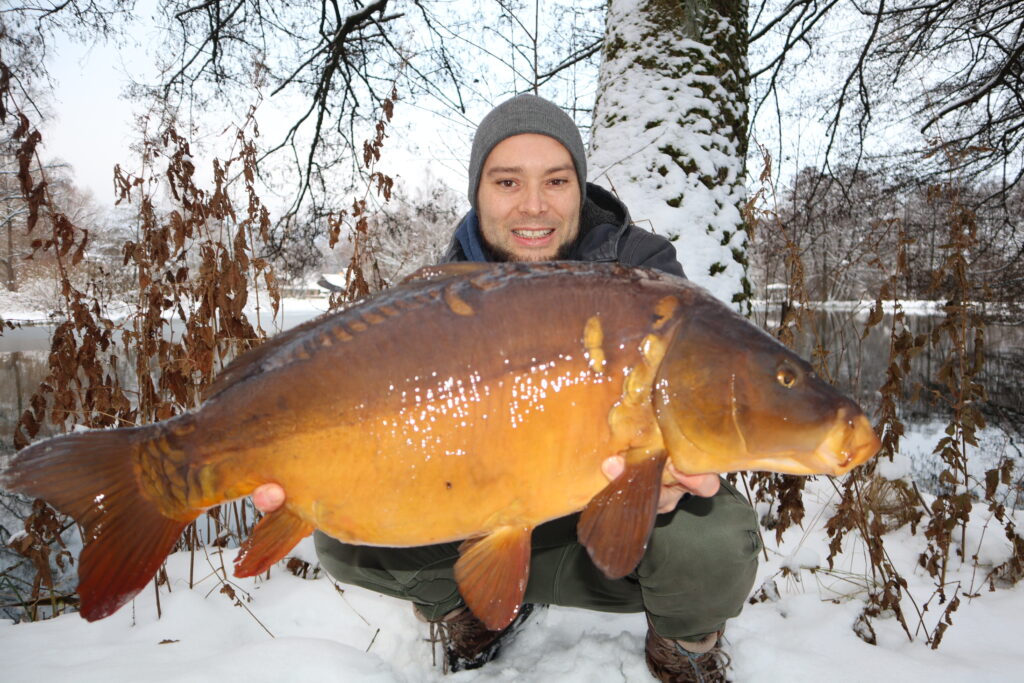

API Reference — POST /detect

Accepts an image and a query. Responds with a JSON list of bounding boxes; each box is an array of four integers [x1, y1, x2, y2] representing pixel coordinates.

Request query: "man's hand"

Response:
[[251, 483, 286, 513], [601, 455, 720, 513]]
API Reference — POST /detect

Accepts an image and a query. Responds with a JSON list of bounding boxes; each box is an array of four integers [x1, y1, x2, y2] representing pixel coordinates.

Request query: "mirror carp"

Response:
[[3, 262, 880, 630]]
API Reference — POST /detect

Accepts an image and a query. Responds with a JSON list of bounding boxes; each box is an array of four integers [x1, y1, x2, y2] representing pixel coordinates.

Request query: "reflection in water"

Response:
[[755, 308, 1023, 432], [1, 351, 52, 458]]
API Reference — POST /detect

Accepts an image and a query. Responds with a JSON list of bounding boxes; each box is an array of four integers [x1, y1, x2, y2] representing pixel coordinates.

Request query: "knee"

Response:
[[639, 480, 761, 587], [314, 530, 366, 583]]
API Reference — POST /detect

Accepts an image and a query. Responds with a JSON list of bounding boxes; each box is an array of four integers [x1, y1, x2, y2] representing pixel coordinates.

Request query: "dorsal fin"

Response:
[[205, 262, 496, 402], [401, 262, 494, 284], [203, 273, 447, 402]]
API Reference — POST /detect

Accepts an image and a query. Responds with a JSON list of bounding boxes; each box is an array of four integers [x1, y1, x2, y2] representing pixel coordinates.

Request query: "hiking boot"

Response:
[[424, 603, 536, 673], [644, 615, 730, 683]]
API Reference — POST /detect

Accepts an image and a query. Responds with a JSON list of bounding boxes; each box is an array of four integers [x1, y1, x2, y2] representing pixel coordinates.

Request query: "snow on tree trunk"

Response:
[[589, 0, 750, 308]]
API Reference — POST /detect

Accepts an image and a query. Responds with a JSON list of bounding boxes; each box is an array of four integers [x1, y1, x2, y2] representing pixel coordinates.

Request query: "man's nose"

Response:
[[518, 182, 546, 214]]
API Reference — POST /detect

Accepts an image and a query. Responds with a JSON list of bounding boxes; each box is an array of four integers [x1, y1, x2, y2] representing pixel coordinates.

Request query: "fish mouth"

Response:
[[740, 409, 881, 477], [812, 410, 881, 476]]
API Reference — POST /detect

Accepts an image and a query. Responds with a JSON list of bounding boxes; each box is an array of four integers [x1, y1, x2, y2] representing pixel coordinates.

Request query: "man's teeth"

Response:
[[513, 229, 554, 238]]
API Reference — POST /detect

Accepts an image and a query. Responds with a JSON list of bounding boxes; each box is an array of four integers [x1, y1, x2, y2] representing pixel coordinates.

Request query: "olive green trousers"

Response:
[[314, 478, 761, 642]]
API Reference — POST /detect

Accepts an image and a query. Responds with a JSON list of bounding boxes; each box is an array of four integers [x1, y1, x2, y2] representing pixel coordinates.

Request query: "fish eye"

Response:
[[776, 364, 798, 389]]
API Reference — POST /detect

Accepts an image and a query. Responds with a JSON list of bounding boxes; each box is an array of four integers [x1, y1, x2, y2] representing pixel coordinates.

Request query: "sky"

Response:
[[43, 16, 154, 207], [42, 17, 471, 215], [37, 2, 841, 213]]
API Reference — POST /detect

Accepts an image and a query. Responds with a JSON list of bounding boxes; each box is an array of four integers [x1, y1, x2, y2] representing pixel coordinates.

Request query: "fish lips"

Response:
[[748, 410, 880, 477]]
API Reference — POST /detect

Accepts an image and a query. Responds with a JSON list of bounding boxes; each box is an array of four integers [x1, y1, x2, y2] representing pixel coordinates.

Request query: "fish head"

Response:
[[652, 302, 880, 477]]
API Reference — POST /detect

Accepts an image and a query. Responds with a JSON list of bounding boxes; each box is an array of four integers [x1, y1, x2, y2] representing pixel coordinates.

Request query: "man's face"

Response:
[[476, 133, 582, 262]]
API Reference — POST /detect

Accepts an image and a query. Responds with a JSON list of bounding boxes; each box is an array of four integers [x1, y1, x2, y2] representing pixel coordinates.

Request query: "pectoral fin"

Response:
[[233, 506, 314, 577], [578, 449, 667, 579], [454, 525, 533, 631]]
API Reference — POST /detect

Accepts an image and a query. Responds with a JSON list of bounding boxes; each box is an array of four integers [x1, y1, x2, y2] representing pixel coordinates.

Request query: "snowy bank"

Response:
[[3, 474, 1023, 682]]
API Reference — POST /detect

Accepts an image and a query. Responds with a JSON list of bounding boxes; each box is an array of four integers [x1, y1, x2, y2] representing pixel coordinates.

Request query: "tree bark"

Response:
[[589, 0, 750, 308]]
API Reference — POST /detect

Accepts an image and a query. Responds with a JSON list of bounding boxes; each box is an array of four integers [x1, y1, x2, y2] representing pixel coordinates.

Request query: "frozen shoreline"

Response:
[[1, 295, 965, 328]]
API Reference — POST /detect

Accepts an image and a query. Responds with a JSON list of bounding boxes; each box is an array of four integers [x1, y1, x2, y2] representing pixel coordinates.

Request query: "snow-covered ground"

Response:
[[2, 465, 1023, 683]]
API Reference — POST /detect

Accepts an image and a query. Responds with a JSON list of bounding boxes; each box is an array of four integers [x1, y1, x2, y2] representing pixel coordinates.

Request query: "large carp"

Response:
[[3, 262, 879, 629]]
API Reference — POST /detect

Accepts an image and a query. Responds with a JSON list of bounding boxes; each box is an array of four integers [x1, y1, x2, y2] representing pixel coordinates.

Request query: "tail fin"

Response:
[[2, 428, 197, 621]]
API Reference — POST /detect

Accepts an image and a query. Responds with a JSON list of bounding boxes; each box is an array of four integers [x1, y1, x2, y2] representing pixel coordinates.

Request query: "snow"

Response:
[[3, 472, 1024, 682], [0, 288, 64, 325]]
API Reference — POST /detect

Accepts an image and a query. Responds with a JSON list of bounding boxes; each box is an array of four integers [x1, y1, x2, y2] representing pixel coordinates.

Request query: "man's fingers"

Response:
[[666, 463, 720, 497], [601, 456, 719, 511], [252, 483, 286, 513], [657, 487, 687, 513], [601, 455, 626, 481]]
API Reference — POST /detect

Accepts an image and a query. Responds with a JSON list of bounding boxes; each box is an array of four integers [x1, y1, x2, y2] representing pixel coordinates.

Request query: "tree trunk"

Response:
[[1, 257, 14, 291], [589, 0, 749, 308], [4, 216, 16, 291]]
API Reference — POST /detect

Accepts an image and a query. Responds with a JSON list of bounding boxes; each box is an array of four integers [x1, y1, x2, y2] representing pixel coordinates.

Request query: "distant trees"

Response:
[[0, 134, 132, 306], [751, 165, 1024, 305], [0, 151, 29, 292], [751, 0, 1024, 240], [314, 175, 462, 290], [364, 176, 462, 285], [0, 147, 101, 298]]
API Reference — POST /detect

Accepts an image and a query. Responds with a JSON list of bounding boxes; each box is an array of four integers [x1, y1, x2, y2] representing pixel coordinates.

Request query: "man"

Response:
[[253, 95, 760, 682]]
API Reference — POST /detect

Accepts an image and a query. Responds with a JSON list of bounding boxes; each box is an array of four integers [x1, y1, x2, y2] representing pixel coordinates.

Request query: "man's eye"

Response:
[[497, 179, 516, 188]]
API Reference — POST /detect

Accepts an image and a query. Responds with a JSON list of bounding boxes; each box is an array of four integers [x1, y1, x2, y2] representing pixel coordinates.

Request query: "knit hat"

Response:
[[467, 94, 587, 212]]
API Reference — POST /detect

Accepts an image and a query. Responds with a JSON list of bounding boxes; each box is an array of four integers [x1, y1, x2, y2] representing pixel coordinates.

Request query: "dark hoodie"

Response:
[[442, 183, 685, 278]]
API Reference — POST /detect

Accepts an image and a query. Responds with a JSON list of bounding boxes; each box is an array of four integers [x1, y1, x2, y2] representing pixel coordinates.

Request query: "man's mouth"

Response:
[[512, 228, 555, 239]]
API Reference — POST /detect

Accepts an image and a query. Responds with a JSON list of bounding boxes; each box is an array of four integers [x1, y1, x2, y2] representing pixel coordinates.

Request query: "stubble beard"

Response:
[[481, 237, 577, 263]]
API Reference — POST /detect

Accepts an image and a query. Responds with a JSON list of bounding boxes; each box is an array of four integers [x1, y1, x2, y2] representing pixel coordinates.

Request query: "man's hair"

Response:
[[468, 94, 587, 212]]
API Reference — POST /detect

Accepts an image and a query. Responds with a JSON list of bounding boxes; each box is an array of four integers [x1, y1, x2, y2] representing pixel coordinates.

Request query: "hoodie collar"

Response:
[[453, 210, 490, 263]]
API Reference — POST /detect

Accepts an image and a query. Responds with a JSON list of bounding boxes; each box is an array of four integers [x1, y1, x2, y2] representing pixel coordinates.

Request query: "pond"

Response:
[[0, 307, 330, 459], [751, 305, 1024, 427]]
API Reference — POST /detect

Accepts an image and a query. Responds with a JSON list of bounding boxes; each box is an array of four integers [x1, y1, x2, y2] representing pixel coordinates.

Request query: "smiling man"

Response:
[[258, 95, 759, 682], [445, 95, 683, 275]]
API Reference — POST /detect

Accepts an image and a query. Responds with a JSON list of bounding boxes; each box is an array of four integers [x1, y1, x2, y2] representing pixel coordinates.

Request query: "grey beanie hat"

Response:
[[467, 94, 587, 212]]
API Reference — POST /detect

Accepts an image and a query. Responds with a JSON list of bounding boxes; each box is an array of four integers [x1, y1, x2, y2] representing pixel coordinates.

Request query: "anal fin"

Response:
[[578, 449, 667, 579], [454, 525, 533, 631], [233, 506, 314, 577]]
